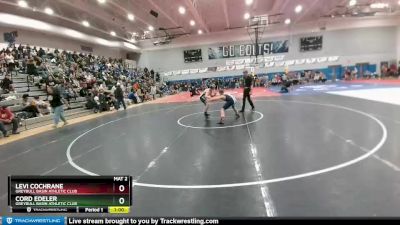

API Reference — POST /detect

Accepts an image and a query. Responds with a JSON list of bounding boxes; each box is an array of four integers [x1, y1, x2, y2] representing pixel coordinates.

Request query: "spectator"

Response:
[[133, 82, 140, 91], [282, 73, 288, 82], [128, 89, 137, 104], [320, 72, 327, 83], [389, 64, 397, 77], [280, 81, 290, 93], [98, 91, 109, 112], [1, 74, 14, 94], [352, 67, 358, 79], [17, 44, 23, 58], [0, 50, 5, 75], [398, 65, 400, 77], [31, 47, 37, 57], [85, 93, 100, 113], [150, 84, 157, 100], [190, 85, 200, 97], [26, 44, 31, 56], [33, 96, 50, 115], [49, 87, 68, 128], [26, 57, 37, 75], [79, 87, 89, 97], [136, 88, 143, 103], [314, 72, 320, 83], [38, 47, 46, 58], [5, 53, 16, 76], [21, 94, 42, 118], [0, 105, 20, 137], [63, 85, 77, 108], [113, 83, 126, 110]]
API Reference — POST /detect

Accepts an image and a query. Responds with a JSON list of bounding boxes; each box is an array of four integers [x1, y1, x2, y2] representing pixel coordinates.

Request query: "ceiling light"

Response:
[[398, 0, 400, 5], [123, 42, 139, 50], [295, 5, 303, 13], [95, 38, 115, 47], [190, 20, 196, 26], [349, 0, 357, 7], [64, 29, 84, 39], [97, 0, 106, 4], [284, 18, 291, 25], [127, 13, 134, 21], [370, 2, 389, 9], [244, 12, 250, 20], [178, 6, 186, 14], [18, 0, 28, 8], [198, 29, 203, 34], [44, 7, 54, 15], [245, 0, 254, 6], [82, 20, 90, 27], [148, 25, 154, 31], [0, 13, 51, 30], [110, 31, 116, 36]]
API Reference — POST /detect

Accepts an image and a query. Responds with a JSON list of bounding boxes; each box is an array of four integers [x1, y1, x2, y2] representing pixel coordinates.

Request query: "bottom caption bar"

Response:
[[1, 217, 222, 225], [1, 217, 305, 225], [3, 216, 381, 224], [68, 218, 221, 225]]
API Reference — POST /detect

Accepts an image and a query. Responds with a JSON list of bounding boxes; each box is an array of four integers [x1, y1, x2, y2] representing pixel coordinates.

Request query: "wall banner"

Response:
[[208, 40, 289, 60]]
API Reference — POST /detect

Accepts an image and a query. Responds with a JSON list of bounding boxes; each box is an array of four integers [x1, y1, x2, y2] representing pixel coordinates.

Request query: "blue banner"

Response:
[[2, 217, 65, 225]]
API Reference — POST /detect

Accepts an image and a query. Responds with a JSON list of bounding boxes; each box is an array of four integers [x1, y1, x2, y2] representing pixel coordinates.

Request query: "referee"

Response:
[[240, 70, 255, 113]]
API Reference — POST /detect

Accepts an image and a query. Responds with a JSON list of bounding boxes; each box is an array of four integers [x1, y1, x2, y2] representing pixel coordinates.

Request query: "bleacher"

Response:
[[1, 44, 161, 137], [0, 73, 91, 133]]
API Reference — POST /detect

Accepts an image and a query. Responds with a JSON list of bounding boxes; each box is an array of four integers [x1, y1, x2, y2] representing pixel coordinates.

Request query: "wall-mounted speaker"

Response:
[[150, 10, 158, 18]]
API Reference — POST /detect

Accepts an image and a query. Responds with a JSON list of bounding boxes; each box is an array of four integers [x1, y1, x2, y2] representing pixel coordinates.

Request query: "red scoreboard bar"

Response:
[[8, 176, 132, 214]]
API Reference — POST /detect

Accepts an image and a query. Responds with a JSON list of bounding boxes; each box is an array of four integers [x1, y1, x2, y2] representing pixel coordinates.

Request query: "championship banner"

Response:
[[226, 60, 235, 66], [265, 62, 275, 68], [217, 66, 226, 72], [198, 68, 208, 73], [189, 69, 199, 74], [208, 40, 289, 60], [227, 65, 236, 71], [295, 59, 306, 65], [181, 70, 190, 75]]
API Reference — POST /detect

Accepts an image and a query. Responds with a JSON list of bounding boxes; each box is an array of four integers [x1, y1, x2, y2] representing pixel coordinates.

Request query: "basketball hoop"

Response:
[[248, 15, 269, 28], [247, 15, 269, 64]]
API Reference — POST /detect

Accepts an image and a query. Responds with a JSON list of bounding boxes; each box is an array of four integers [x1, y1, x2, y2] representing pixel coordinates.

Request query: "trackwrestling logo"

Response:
[[6, 217, 13, 224], [2, 217, 65, 225]]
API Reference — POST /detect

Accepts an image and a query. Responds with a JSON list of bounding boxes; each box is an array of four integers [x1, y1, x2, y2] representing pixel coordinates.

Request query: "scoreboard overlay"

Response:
[[8, 176, 132, 214]]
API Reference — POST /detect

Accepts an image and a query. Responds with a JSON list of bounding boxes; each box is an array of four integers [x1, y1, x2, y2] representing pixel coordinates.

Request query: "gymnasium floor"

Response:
[[1, 82, 400, 217]]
